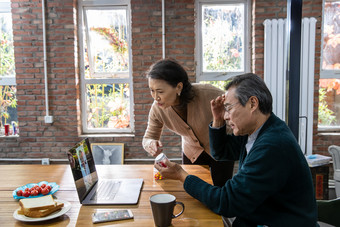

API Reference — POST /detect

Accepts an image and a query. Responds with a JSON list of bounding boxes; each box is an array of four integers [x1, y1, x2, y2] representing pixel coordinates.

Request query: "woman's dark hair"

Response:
[[225, 73, 273, 114], [145, 58, 195, 107]]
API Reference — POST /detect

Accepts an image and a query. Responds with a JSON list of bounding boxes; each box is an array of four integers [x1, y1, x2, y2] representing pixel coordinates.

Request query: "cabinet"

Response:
[[310, 164, 329, 200]]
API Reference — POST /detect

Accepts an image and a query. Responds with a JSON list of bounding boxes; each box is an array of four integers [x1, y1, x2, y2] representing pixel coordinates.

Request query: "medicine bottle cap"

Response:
[[155, 153, 166, 162]]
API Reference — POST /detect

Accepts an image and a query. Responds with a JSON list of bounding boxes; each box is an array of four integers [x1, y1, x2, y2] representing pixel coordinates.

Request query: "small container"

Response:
[[4, 124, 9, 136], [155, 153, 168, 167], [154, 153, 169, 180], [11, 121, 16, 135]]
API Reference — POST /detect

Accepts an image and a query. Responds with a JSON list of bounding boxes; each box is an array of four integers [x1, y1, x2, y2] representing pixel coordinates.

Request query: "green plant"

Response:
[[322, 2, 340, 69], [1, 14, 17, 128], [202, 7, 243, 71], [87, 84, 130, 129], [91, 27, 127, 54], [90, 26, 128, 72], [84, 25, 130, 129], [318, 87, 336, 125], [200, 80, 228, 91], [318, 79, 340, 126], [0, 85, 17, 125], [0, 31, 15, 76]]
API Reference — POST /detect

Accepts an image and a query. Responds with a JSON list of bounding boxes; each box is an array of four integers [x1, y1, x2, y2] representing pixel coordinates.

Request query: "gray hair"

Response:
[[225, 73, 272, 114]]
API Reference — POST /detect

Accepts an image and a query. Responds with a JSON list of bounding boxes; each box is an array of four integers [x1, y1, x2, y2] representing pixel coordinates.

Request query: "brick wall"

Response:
[[130, 0, 196, 160], [2, 0, 80, 159], [0, 0, 338, 162]]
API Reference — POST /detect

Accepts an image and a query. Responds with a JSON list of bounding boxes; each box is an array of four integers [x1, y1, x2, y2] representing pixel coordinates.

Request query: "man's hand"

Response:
[[154, 159, 188, 183], [143, 139, 163, 157], [210, 94, 226, 128]]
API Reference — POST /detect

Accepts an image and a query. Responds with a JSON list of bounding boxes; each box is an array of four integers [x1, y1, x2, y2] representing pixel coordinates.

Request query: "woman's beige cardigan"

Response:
[[143, 83, 224, 163]]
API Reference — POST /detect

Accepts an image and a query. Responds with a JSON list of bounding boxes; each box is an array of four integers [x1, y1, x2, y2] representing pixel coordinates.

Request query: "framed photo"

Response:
[[91, 143, 124, 165]]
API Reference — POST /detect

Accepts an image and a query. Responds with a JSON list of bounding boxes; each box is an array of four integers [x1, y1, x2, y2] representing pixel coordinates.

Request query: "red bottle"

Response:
[[4, 124, 9, 136], [155, 153, 168, 167], [154, 153, 169, 180]]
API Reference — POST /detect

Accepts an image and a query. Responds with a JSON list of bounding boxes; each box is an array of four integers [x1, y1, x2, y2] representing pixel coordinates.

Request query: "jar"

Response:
[[153, 153, 169, 180]]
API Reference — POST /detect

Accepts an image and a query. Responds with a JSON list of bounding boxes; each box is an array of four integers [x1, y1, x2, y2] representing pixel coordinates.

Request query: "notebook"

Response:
[[66, 138, 143, 205]]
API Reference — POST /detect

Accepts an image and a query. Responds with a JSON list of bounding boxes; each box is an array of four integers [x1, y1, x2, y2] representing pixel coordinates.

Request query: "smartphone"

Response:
[[92, 209, 134, 224]]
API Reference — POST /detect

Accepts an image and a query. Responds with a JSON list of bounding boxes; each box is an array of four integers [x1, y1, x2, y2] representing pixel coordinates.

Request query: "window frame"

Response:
[[320, 0, 340, 79], [78, 0, 134, 134], [195, 0, 251, 82]]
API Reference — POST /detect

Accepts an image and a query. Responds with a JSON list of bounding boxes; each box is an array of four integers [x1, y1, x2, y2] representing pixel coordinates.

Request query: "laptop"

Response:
[[66, 138, 143, 205]]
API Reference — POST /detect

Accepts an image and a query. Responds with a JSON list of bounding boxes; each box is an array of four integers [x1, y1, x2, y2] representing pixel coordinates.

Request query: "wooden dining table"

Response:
[[0, 164, 223, 226]]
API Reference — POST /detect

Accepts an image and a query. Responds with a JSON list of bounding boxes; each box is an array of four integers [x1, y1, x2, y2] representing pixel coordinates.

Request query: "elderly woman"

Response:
[[142, 58, 234, 186]]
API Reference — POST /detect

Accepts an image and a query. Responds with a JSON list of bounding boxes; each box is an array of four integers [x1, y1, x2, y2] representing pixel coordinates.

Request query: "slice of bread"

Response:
[[19, 195, 56, 211], [18, 202, 64, 218]]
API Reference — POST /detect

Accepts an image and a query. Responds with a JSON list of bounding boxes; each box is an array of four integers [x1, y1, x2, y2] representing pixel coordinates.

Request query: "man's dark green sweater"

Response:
[[183, 114, 318, 226]]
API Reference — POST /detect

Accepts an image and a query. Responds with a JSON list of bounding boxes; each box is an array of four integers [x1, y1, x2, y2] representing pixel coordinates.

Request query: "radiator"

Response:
[[263, 17, 317, 155]]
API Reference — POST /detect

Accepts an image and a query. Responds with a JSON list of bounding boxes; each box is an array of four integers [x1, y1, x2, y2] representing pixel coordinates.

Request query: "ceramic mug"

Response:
[[150, 193, 185, 227]]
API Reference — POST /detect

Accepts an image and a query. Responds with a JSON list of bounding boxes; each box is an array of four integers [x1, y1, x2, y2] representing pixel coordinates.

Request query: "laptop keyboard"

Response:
[[91, 180, 121, 201]]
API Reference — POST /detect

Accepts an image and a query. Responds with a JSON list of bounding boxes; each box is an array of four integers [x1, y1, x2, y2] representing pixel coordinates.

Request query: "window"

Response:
[[319, 0, 340, 131], [78, 0, 134, 134], [195, 0, 251, 82], [0, 0, 18, 135]]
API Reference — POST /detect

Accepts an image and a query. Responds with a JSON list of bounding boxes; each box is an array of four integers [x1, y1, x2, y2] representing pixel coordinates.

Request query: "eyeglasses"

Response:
[[224, 102, 239, 113]]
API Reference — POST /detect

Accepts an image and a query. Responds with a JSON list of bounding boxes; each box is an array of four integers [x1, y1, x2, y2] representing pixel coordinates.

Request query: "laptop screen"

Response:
[[67, 138, 98, 202]]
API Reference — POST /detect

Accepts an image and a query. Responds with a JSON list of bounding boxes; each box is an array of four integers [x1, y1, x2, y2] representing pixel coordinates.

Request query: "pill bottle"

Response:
[[153, 153, 169, 180]]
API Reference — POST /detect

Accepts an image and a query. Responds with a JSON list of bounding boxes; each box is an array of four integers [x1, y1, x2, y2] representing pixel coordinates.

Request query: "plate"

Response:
[[13, 199, 71, 222], [12, 181, 59, 199]]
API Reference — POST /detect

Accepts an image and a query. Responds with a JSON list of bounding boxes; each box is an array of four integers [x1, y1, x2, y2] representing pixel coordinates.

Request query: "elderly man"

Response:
[[155, 73, 318, 226]]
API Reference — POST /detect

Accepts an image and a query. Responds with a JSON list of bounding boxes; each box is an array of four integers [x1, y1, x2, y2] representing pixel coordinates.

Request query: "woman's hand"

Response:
[[154, 159, 188, 182], [210, 94, 226, 128], [142, 138, 163, 157]]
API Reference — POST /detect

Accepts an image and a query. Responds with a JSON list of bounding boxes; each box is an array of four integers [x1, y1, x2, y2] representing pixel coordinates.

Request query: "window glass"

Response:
[[79, 1, 133, 134], [202, 4, 244, 72], [0, 12, 15, 77], [321, 1, 340, 73], [319, 79, 340, 128], [86, 83, 130, 129], [0, 1, 18, 136], [200, 80, 228, 91], [84, 8, 129, 78], [319, 1, 340, 130], [196, 0, 250, 82]]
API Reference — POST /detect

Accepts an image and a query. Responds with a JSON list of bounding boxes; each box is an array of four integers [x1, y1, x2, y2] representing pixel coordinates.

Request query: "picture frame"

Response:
[[91, 143, 124, 165]]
